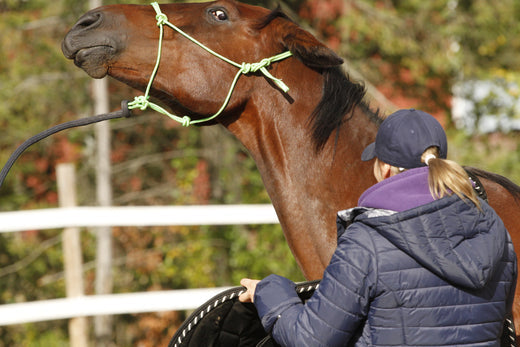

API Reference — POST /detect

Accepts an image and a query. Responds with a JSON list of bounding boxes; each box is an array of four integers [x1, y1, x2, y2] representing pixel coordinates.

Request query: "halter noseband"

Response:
[[128, 2, 293, 127]]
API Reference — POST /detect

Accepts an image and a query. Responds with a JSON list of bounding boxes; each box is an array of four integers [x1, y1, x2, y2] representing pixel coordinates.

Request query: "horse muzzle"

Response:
[[62, 10, 122, 79]]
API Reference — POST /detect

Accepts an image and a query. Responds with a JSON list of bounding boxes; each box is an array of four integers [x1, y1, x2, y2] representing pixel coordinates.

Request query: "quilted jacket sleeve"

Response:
[[253, 223, 378, 347]]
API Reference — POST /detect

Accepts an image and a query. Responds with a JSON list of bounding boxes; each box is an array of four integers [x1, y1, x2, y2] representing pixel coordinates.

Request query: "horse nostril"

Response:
[[62, 10, 106, 59], [74, 11, 103, 30]]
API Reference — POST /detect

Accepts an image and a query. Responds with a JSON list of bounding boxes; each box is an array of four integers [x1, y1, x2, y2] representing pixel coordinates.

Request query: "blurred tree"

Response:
[[299, 0, 520, 116]]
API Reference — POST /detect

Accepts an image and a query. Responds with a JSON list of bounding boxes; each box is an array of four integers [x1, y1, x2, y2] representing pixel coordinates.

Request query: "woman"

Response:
[[239, 109, 517, 346]]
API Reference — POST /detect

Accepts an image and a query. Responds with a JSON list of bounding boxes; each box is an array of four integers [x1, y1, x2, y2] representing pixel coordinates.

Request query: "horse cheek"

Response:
[[168, 67, 228, 113]]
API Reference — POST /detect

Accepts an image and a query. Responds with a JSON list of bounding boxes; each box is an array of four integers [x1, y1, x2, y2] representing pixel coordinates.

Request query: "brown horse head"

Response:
[[62, 0, 342, 123]]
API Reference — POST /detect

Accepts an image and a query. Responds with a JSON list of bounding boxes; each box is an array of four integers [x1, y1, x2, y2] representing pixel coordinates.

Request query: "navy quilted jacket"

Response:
[[253, 168, 517, 346]]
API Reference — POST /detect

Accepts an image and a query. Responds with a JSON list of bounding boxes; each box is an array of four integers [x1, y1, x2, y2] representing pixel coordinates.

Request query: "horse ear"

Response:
[[280, 24, 343, 68]]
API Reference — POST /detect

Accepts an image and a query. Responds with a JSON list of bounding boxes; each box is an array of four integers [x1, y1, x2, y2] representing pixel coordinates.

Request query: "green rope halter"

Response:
[[127, 2, 293, 127]]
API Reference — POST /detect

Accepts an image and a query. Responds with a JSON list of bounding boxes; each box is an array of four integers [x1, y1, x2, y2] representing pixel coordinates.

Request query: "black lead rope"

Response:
[[0, 100, 132, 189]]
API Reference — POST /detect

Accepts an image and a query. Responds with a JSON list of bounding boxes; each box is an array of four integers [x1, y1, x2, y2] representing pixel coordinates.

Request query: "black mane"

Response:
[[309, 67, 381, 152]]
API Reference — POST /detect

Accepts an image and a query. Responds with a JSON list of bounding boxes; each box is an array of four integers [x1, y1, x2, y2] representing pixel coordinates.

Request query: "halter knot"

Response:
[[240, 63, 253, 74], [239, 58, 289, 92], [155, 13, 168, 26], [256, 58, 272, 69], [181, 116, 191, 127], [240, 58, 272, 74], [129, 95, 150, 111]]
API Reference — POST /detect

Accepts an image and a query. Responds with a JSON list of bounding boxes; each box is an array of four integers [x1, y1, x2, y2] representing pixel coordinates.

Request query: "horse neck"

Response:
[[224, 78, 379, 279]]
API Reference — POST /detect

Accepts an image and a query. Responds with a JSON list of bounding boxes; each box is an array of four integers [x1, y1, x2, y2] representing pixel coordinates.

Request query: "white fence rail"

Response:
[[0, 288, 235, 326], [0, 204, 279, 233], [0, 204, 279, 325]]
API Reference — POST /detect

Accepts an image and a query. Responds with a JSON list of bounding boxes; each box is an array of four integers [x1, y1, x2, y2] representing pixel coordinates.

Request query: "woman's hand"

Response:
[[239, 278, 261, 303]]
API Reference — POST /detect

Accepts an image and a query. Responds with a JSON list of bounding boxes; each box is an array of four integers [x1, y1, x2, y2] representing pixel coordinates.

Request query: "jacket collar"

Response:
[[358, 166, 434, 212]]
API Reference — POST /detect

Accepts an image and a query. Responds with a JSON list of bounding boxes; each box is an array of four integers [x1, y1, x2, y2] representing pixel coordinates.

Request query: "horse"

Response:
[[62, 0, 520, 335]]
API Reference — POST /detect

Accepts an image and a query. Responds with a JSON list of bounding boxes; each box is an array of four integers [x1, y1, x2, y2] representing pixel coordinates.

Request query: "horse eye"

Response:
[[211, 9, 228, 21]]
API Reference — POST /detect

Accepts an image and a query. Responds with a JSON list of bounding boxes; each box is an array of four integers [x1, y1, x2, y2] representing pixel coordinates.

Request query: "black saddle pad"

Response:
[[168, 280, 320, 347]]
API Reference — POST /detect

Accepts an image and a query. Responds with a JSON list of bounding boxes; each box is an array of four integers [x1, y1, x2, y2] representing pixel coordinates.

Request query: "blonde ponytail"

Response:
[[422, 147, 481, 210]]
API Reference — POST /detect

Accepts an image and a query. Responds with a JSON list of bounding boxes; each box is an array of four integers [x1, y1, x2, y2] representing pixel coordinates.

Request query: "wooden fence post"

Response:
[[57, 163, 88, 347]]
